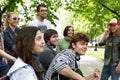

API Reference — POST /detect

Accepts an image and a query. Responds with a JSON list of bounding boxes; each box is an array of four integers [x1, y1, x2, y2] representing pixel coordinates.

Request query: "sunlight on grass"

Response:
[[86, 48, 104, 61]]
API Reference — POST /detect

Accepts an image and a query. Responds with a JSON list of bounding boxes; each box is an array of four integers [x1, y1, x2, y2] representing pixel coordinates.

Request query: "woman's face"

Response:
[[32, 30, 44, 54], [67, 27, 74, 37], [8, 13, 19, 27]]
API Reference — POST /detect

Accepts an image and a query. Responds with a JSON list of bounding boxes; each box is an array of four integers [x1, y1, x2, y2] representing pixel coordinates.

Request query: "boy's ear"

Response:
[[72, 43, 75, 49]]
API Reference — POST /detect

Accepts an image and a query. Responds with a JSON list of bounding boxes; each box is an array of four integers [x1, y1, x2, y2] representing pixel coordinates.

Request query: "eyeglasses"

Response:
[[12, 17, 20, 21], [39, 10, 48, 12]]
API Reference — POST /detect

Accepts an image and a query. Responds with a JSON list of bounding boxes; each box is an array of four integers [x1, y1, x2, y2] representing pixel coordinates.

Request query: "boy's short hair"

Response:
[[69, 33, 89, 49], [44, 29, 58, 43]]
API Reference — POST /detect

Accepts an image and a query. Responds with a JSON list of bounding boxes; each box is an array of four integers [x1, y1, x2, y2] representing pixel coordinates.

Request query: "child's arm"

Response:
[[0, 49, 16, 62]]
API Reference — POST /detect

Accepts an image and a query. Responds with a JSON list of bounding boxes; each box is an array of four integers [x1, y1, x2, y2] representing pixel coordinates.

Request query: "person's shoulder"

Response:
[[59, 38, 64, 41], [59, 38, 66, 43], [8, 65, 37, 80], [3, 27, 11, 33], [7, 58, 28, 76], [27, 19, 39, 26], [61, 49, 75, 56], [44, 19, 50, 22], [44, 19, 51, 23], [42, 46, 53, 54]]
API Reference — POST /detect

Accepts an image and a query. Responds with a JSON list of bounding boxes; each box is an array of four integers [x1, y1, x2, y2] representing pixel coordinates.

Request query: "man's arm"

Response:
[[99, 28, 110, 46], [58, 65, 85, 80]]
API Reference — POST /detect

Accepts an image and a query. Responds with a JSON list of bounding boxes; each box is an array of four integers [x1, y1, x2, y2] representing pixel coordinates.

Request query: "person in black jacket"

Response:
[[39, 29, 59, 76], [0, 12, 20, 77]]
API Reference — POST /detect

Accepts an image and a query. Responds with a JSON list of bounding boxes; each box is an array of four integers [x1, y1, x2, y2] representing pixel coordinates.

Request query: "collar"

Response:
[[64, 36, 72, 41]]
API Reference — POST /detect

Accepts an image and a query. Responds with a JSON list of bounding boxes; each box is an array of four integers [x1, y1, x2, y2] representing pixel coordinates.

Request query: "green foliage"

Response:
[[64, 0, 120, 39], [0, 0, 62, 28], [0, 0, 120, 40]]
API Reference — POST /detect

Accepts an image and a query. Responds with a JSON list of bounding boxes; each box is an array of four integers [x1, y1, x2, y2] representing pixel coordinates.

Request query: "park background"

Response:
[[1, 1, 120, 79], [0, 0, 119, 59]]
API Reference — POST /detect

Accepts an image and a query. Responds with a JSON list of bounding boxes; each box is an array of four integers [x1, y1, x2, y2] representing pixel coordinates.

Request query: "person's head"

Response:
[[63, 25, 74, 38], [114, 26, 120, 37], [44, 29, 59, 46], [109, 18, 120, 33], [69, 33, 89, 55], [37, 3, 48, 19], [15, 27, 44, 59], [15, 27, 44, 79], [4, 12, 19, 29]]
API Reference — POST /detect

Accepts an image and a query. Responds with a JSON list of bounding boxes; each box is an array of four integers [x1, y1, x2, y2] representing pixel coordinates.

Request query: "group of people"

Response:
[[0, 3, 120, 80]]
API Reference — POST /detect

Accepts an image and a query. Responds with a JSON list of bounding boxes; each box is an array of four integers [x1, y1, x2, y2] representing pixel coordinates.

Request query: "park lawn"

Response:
[[86, 48, 104, 61]]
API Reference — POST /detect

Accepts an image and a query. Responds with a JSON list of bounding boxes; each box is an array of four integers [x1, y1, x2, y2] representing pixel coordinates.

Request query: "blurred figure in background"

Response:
[[56, 25, 74, 53], [27, 3, 51, 35]]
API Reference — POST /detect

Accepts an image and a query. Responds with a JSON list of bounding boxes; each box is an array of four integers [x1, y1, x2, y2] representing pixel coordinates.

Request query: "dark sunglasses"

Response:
[[12, 17, 20, 21]]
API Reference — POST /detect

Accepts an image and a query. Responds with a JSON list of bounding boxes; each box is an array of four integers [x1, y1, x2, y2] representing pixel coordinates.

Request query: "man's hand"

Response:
[[115, 61, 120, 74]]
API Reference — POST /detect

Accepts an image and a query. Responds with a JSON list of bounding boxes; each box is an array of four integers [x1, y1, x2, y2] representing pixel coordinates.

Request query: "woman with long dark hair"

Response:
[[7, 27, 44, 80]]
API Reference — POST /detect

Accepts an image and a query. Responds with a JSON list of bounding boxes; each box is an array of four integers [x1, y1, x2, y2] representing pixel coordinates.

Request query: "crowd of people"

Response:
[[0, 3, 120, 80]]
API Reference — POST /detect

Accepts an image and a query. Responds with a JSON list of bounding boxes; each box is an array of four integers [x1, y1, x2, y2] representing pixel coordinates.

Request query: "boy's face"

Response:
[[47, 34, 59, 46], [72, 40, 88, 55]]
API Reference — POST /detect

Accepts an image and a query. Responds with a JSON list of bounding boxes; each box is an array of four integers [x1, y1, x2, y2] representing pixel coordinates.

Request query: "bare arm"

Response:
[[58, 65, 85, 80], [0, 49, 16, 62]]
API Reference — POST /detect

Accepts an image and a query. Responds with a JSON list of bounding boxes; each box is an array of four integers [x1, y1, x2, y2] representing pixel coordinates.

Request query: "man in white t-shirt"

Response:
[[27, 3, 51, 34]]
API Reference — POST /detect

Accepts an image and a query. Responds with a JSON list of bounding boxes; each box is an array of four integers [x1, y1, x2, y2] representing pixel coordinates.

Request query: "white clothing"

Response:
[[27, 19, 51, 33], [7, 58, 38, 80]]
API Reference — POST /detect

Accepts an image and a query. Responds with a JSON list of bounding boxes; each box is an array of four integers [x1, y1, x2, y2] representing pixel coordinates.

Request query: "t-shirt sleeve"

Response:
[[53, 55, 70, 72]]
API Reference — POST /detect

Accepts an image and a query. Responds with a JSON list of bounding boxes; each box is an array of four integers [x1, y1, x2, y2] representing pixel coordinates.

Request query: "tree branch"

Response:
[[99, 2, 120, 17]]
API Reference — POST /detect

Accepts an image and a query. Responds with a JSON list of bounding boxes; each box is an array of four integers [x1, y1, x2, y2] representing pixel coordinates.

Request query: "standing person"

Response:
[[27, 3, 51, 34], [56, 25, 74, 53], [45, 33, 100, 80], [0, 12, 20, 77], [39, 29, 59, 75], [99, 18, 120, 80], [7, 27, 44, 80]]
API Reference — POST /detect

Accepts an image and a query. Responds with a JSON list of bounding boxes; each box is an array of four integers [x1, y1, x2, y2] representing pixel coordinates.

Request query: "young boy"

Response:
[[39, 29, 59, 74], [45, 32, 99, 80]]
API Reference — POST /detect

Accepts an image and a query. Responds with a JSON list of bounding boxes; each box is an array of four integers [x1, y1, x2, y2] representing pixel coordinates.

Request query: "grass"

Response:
[[86, 47, 104, 61]]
